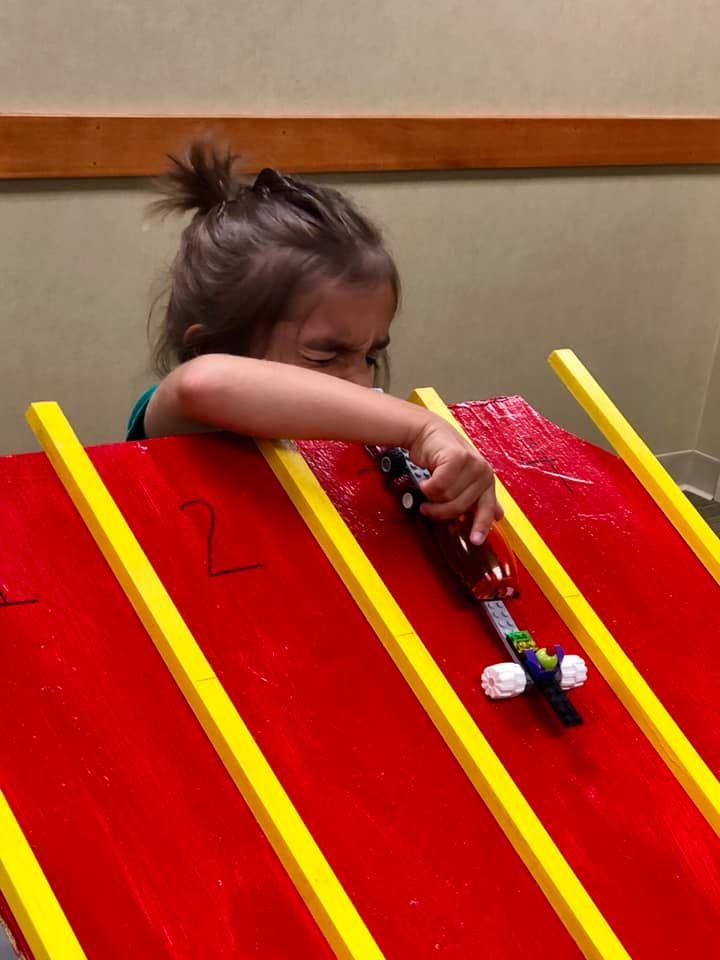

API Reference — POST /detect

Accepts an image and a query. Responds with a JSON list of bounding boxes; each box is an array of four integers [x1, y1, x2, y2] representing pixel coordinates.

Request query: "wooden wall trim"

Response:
[[3, 115, 720, 179]]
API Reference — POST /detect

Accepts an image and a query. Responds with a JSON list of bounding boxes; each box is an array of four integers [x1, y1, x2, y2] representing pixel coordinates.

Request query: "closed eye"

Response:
[[302, 353, 337, 367]]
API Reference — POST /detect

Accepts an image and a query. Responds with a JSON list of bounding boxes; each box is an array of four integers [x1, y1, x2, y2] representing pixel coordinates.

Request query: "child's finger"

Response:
[[420, 499, 469, 521], [419, 460, 464, 501], [421, 458, 493, 505], [419, 479, 488, 522]]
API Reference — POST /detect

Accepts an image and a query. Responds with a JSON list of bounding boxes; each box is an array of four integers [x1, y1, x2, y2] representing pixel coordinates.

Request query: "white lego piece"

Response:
[[559, 654, 588, 690], [481, 662, 528, 699]]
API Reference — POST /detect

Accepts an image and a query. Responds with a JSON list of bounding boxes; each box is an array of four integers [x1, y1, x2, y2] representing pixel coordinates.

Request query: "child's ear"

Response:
[[183, 323, 205, 345]]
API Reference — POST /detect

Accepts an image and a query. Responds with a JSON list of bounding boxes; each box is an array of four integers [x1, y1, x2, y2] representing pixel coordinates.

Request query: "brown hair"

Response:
[[150, 140, 400, 383]]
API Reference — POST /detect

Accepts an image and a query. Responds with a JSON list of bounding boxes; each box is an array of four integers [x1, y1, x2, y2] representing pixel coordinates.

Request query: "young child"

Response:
[[128, 141, 501, 545]]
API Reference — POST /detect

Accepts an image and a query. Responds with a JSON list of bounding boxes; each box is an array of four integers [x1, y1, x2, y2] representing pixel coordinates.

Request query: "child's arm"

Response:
[[145, 354, 501, 544]]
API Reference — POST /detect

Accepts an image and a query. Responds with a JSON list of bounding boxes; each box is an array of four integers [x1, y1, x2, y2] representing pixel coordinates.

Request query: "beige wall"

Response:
[[3, 1, 720, 456], [5, 1, 720, 114], [698, 337, 720, 459]]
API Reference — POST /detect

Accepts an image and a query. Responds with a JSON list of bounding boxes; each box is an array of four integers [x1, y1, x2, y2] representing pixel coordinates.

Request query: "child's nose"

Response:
[[335, 355, 373, 387], [339, 366, 373, 388]]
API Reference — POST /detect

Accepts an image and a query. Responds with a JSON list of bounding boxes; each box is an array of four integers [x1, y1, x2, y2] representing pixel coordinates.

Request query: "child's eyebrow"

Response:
[[303, 336, 391, 354]]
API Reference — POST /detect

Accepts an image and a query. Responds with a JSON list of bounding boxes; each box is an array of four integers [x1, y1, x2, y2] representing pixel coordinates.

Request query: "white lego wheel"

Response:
[[559, 654, 588, 690], [481, 662, 527, 700], [401, 489, 423, 512]]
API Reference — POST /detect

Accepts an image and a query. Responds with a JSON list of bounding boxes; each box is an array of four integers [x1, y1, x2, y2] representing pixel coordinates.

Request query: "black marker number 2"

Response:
[[180, 500, 263, 578]]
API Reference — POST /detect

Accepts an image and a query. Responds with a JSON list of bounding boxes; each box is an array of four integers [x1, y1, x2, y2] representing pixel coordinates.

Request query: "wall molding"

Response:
[[657, 449, 720, 500], [3, 115, 720, 179]]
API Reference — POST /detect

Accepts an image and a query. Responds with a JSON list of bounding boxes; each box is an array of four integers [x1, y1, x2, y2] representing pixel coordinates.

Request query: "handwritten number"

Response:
[[0, 586, 38, 608], [180, 500, 263, 578]]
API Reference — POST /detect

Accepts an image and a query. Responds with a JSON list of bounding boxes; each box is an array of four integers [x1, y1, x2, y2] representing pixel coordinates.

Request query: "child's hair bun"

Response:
[[152, 138, 241, 217]]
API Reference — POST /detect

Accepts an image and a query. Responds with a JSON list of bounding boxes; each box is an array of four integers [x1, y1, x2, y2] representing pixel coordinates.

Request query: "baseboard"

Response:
[[657, 449, 720, 500]]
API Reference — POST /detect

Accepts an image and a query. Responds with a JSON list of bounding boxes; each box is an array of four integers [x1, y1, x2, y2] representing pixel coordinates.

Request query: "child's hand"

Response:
[[408, 415, 503, 545]]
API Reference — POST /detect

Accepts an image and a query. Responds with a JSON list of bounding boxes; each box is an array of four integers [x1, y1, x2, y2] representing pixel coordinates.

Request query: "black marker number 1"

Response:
[[180, 500, 264, 578], [0, 586, 38, 608]]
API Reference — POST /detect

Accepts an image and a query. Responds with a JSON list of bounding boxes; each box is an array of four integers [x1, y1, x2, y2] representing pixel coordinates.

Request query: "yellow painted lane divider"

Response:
[[549, 347, 720, 586], [0, 789, 87, 960], [410, 387, 720, 838], [259, 438, 630, 960], [26, 402, 384, 960]]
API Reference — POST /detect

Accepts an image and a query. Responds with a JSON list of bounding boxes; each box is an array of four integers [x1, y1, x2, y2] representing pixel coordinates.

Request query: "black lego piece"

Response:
[[537, 677, 584, 728]]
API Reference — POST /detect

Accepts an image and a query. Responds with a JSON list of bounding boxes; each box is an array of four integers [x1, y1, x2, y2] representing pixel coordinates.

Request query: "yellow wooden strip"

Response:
[[258, 438, 630, 960], [409, 386, 720, 837], [0, 789, 87, 960], [549, 347, 720, 586], [25, 402, 384, 960]]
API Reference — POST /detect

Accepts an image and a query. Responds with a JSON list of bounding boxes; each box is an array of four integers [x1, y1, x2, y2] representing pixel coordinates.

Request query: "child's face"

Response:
[[263, 279, 395, 387]]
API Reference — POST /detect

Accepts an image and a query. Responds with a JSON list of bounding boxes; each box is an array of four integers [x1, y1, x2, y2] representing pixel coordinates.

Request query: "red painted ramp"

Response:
[[92, 435, 579, 958], [452, 396, 720, 772], [298, 400, 720, 958], [0, 450, 331, 959], [0, 395, 718, 957]]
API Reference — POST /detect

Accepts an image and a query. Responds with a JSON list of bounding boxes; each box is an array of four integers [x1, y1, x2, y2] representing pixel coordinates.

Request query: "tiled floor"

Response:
[[686, 491, 720, 534]]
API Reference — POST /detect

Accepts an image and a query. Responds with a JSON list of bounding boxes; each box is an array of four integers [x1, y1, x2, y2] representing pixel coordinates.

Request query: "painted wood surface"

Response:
[[549, 348, 720, 589], [26, 401, 384, 960], [298, 402, 720, 958], [91, 435, 581, 958], [256, 435, 629, 960], [1, 397, 719, 956], [451, 396, 720, 797], [0, 451, 332, 959], [3, 115, 720, 179], [408, 387, 720, 836]]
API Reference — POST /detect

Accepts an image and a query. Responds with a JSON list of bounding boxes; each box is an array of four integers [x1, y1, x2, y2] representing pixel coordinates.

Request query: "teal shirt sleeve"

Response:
[[126, 386, 158, 441]]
